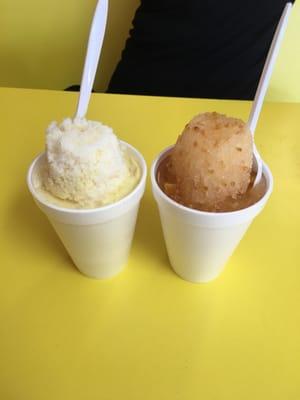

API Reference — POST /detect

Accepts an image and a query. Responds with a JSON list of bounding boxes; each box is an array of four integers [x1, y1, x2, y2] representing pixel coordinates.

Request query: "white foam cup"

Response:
[[27, 142, 147, 279], [151, 146, 273, 283]]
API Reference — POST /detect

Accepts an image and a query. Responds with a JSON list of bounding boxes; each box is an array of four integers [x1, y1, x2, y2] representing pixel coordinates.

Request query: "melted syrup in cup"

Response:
[[151, 146, 273, 283]]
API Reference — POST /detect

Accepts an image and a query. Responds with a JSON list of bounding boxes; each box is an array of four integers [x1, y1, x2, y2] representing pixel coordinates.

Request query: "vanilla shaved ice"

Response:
[[33, 118, 140, 208]]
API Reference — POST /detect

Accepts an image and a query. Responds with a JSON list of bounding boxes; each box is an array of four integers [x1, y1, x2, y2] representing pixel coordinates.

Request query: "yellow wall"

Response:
[[1, 0, 299, 101], [266, 1, 300, 102], [0, 0, 140, 92]]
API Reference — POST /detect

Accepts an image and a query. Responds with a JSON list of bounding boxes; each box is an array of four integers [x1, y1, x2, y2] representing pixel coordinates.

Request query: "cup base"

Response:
[[171, 266, 224, 284], [76, 263, 126, 280]]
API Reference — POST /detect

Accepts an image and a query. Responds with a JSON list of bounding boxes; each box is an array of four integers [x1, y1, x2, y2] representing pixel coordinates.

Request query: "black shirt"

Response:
[[107, 0, 295, 100]]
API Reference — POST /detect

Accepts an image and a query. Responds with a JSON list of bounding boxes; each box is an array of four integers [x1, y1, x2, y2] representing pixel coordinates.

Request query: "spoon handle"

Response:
[[75, 0, 109, 119], [248, 2, 292, 134]]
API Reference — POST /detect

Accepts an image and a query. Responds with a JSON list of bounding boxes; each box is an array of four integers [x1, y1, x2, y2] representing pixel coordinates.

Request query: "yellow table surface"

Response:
[[0, 87, 299, 399]]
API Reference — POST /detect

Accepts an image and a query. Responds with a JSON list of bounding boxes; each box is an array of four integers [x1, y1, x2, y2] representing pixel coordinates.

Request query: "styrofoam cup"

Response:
[[27, 142, 147, 279], [151, 146, 273, 283]]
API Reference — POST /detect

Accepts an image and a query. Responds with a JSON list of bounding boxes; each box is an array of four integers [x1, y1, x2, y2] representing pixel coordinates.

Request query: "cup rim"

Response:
[[27, 140, 147, 214], [151, 145, 273, 218]]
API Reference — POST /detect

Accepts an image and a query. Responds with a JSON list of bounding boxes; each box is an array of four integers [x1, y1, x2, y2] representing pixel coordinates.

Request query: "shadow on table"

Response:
[[5, 185, 75, 273], [133, 190, 172, 275]]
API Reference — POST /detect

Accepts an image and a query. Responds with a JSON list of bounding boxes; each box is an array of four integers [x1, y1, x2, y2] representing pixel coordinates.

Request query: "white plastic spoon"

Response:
[[75, 0, 109, 119], [249, 2, 292, 186]]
